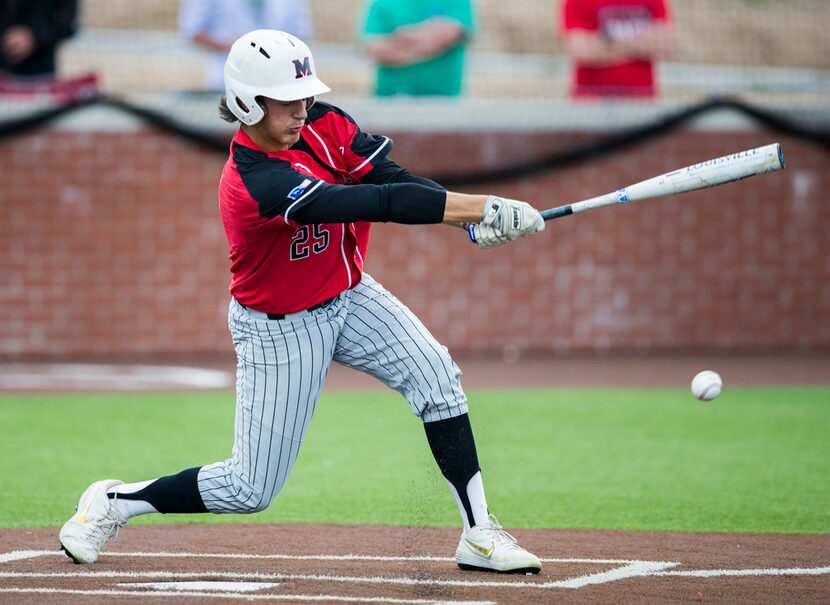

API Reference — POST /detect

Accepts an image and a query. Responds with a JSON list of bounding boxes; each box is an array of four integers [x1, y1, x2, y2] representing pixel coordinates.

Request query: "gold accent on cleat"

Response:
[[465, 539, 495, 558]]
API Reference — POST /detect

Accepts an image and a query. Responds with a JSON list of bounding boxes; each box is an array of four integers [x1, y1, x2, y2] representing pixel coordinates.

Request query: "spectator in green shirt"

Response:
[[360, 0, 474, 96]]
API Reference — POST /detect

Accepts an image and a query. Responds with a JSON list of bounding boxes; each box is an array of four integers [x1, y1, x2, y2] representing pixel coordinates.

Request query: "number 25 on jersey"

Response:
[[290, 225, 329, 260]]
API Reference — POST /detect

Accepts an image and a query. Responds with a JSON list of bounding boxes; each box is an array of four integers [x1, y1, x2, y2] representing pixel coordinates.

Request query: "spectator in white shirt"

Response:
[[179, 0, 314, 91]]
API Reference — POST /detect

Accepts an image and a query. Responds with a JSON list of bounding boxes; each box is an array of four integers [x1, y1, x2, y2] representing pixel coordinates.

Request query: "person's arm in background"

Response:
[[562, 23, 673, 65], [361, 0, 470, 67], [361, 17, 447, 67], [179, 0, 231, 53], [418, 0, 475, 60], [189, 32, 231, 53], [560, 0, 674, 66], [363, 32, 427, 67], [2, 0, 77, 66]]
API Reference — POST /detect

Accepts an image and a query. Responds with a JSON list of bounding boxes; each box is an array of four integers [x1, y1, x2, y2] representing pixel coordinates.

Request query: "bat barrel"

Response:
[[538, 142, 786, 222]]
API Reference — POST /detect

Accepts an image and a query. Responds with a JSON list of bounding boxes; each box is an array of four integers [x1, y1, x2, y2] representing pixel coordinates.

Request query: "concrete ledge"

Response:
[[1, 95, 797, 134]]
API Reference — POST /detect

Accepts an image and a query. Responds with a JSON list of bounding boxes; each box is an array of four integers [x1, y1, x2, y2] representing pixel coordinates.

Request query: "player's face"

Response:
[[256, 97, 313, 151]]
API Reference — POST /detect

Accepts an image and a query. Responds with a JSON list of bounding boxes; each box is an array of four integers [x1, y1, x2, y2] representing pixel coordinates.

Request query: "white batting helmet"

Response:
[[223, 30, 331, 125]]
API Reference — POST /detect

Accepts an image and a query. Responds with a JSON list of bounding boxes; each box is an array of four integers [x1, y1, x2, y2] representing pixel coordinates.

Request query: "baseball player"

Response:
[[59, 30, 544, 574]]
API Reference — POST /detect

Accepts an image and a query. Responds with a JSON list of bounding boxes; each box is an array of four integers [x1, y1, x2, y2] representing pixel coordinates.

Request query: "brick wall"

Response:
[[1, 126, 827, 357]]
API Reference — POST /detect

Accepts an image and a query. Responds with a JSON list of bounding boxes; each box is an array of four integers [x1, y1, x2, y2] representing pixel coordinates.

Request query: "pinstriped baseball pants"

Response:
[[197, 274, 469, 513]]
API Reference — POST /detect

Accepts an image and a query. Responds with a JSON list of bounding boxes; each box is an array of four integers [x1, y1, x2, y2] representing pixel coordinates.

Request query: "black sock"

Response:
[[109, 466, 208, 514], [423, 413, 481, 527]]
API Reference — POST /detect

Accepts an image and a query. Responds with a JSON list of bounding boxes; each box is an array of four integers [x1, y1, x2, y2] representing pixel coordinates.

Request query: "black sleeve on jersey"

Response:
[[292, 182, 446, 225], [234, 144, 446, 225], [361, 156, 445, 190]]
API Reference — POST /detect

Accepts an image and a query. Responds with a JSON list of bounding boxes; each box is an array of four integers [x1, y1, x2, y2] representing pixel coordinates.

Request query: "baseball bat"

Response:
[[540, 143, 786, 221]]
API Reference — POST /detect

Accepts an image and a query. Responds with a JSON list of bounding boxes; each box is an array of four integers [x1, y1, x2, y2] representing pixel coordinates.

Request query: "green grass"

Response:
[[1, 387, 828, 533]]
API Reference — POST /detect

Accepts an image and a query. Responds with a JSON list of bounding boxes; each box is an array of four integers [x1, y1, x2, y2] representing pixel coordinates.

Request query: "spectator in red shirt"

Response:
[[559, 0, 674, 98]]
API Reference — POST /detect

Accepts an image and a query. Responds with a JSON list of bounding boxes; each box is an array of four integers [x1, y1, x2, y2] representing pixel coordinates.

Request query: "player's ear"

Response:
[[256, 97, 267, 116]]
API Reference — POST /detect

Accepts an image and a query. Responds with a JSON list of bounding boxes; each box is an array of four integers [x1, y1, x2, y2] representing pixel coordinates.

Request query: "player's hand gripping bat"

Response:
[[540, 143, 786, 221]]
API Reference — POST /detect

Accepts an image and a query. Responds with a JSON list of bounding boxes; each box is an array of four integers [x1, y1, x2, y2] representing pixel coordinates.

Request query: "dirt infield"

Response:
[[325, 352, 830, 391], [1, 524, 828, 604], [2, 352, 828, 392]]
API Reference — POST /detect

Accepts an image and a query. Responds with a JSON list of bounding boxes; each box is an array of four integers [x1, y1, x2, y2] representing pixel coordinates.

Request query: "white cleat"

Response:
[[59, 479, 125, 564], [456, 514, 542, 574]]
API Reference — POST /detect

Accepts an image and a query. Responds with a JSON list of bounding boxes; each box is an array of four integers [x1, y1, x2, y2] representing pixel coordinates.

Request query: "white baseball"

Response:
[[691, 371, 722, 401]]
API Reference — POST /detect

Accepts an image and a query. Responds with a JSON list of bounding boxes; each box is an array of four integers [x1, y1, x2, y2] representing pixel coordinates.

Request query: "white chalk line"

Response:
[[0, 363, 232, 390], [2, 550, 828, 591], [0, 549, 642, 565], [0, 551, 49, 564], [2, 550, 670, 589], [0, 587, 493, 604], [119, 580, 280, 592], [8, 563, 825, 590], [554, 561, 679, 588], [653, 566, 830, 577], [0, 569, 605, 590]]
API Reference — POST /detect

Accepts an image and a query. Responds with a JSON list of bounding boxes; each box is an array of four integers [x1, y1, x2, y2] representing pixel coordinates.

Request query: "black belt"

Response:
[[243, 295, 339, 320]]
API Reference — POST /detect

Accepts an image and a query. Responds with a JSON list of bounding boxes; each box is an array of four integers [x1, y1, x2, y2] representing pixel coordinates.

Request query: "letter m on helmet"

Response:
[[292, 57, 312, 79]]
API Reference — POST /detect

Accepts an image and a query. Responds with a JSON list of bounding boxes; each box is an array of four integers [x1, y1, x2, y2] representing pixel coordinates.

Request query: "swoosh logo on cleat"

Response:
[[466, 539, 495, 558], [77, 498, 94, 523]]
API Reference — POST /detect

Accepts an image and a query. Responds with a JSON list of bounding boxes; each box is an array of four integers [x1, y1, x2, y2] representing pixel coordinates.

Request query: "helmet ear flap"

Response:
[[227, 89, 265, 125]]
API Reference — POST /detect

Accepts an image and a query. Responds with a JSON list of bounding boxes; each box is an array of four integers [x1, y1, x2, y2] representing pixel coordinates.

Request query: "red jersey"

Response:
[[219, 102, 392, 314], [561, 0, 670, 97]]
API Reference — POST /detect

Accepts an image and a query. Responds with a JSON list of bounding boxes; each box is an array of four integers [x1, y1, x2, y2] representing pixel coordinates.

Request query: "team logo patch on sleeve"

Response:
[[288, 179, 312, 200]]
